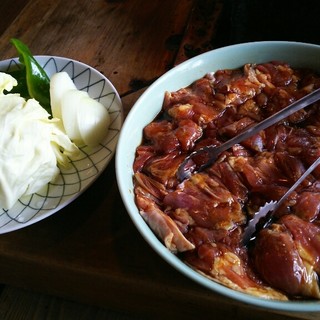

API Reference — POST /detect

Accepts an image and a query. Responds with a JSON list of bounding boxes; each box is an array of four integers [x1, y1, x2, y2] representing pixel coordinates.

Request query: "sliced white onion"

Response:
[[50, 72, 111, 147], [60, 89, 87, 144], [76, 95, 110, 147], [50, 72, 76, 119]]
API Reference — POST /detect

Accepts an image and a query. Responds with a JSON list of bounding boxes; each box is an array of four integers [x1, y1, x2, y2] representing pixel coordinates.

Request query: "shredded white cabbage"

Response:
[[0, 72, 79, 209]]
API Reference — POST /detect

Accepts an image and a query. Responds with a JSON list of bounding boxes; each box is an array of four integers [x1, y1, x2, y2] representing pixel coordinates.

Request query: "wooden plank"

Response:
[[0, 0, 194, 96], [175, 0, 224, 65], [0, 0, 29, 36], [0, 286, 134, 320], [0, 286, 307, 320]]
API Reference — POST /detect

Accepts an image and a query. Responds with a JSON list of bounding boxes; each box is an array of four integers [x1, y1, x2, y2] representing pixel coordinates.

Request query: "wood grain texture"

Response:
[[175, 0, 224, 65], [0, 0, 194, 95], [0, 0, 29, 36], [0, 286, 135, 320]]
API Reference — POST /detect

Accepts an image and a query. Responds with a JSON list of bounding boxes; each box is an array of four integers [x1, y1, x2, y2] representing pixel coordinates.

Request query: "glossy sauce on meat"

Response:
[[133, 62, 320, 300]]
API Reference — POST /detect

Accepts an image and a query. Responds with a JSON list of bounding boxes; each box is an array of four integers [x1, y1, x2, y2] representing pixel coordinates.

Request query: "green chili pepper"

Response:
[[10, 38, 51, 114]]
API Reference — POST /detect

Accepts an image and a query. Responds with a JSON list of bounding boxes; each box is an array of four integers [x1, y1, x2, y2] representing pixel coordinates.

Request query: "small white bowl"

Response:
[[0, 56, 123, 233], [116, 41, 320, 314]]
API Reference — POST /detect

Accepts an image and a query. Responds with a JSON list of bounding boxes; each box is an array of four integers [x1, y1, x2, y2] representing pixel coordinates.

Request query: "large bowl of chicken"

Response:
[[116, 41, 320, 314]]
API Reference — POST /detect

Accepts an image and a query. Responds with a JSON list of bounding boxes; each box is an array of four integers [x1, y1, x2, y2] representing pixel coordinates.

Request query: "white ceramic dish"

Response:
[[116, 41, 320, 314], [0, 56, 123, 233]]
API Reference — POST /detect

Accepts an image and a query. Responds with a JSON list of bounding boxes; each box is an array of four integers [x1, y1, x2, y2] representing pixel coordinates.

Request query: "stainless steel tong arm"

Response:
[[242, 155, 320, 245], [177, 88, 320, 181]]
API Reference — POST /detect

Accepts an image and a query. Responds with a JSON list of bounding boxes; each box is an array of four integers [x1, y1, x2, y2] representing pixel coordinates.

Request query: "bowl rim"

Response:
[[116, 41, 320, 313]]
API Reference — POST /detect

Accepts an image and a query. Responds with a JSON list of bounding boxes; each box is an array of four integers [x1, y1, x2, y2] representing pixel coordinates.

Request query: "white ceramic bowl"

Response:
[[116, 41, 320, 314], [0, 56, 123, 233]]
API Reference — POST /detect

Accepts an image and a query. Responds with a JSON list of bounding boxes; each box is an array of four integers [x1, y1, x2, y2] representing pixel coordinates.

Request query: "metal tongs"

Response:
[[177, 88, 320, 181], [242, 155, 320, 245]]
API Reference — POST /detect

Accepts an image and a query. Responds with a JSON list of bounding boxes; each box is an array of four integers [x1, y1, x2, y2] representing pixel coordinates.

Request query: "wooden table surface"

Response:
[[0, 1, 320, 319]]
